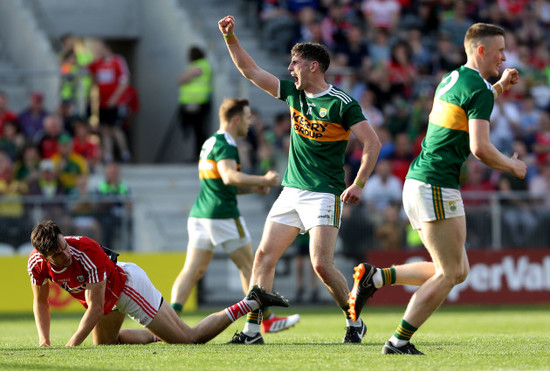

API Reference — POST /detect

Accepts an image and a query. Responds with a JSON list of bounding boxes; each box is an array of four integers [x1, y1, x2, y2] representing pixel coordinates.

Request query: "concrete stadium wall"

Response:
[[0, 0, 58, 111]]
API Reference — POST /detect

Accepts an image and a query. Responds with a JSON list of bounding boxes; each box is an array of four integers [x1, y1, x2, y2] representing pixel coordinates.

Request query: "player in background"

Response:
[[27, 220, 288, 347], [218, 15, 381, 344], [170, 98, 300, 335], [348, 23, 526, 355]]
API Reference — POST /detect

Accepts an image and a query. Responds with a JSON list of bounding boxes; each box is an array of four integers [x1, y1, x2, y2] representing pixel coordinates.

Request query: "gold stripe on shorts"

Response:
[[234, 218, 245, 238], [333, 195, 341, 228], [431, 185, 445, 220]]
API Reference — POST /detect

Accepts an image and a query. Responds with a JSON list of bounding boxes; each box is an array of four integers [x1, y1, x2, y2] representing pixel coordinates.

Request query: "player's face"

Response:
[[288, 54, 311, 90], [46, 235, 72, 267], [237, 106, 252, 137], [482, 35, 506, 78]]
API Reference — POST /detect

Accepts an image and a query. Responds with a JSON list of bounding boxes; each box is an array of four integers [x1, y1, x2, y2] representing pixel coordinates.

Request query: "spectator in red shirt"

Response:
[[72, 117, 101, 170], [88, 40, 131, 163], [0, 91, 18, 136], [27, 220, 288, 346], [34, 114, 66, 159]]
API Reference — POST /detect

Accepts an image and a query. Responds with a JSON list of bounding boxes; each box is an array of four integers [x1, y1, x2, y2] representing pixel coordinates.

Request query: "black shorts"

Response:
[[99, 107, 120, 127]]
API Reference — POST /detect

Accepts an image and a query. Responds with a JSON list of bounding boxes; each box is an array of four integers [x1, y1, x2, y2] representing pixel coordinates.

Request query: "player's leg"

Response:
[[93, 309, 159, 345], [401, 216, 468, 327], [226, 242, 254, 293], [170, 246, 214, 314], [308, 225, 347, 306], [308, 225, 366, 343], [148, 286, 288, 344], [250, 221, 300, 290], [382, 216, 468, 355]]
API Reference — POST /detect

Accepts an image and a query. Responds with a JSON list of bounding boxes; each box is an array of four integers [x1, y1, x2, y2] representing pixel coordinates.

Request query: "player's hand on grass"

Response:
[[218, 15, 235, 36], [263, 170, 280, 187]]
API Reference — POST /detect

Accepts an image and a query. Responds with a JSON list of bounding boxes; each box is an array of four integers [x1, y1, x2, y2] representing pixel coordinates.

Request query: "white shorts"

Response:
[[114, 262, 163, 327], [402, 178, 465, 230], [187, 216, 251, 254], [267, 187, 342, 233]]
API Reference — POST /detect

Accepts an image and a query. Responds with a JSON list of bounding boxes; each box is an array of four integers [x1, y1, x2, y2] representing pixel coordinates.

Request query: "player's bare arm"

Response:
[[218, 158, 280, 193], [218, 15, 279, 97], [32, 282, 51, 347], [469, 118, 527, 179], [340, 120, 381, 204], [65, 280, 107, 346]]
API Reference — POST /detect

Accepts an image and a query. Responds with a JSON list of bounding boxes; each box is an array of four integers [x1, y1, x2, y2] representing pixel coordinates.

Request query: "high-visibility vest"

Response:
[[179, 58, 212, 105]]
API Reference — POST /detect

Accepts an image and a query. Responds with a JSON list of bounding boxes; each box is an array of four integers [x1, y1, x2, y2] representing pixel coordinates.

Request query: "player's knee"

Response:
[[311, 261, 331, 283], [444, 267, 468, 285], [254, 249, 277, 268]]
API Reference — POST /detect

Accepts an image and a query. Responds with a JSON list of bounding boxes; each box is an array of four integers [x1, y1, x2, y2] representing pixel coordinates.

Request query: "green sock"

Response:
[[381, 267, 396, 286], [171, 303, 183, 315], [262, 307, 273, 319], [394, 318, 417, 342]]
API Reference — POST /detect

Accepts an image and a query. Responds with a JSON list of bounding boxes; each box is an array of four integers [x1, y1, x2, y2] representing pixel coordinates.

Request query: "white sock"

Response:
[[243, 322, 261, 335], [389, 335, 408, 347], [372, 269, 383, 288], [346, 318, 362, 327]]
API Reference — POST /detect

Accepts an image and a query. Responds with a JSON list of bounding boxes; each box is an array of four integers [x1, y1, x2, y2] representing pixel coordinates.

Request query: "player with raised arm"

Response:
[[348, 23, 527, 355], [27, 220, 288, 347], [170, 98, 300, 334], [218, 15, 381, 344]]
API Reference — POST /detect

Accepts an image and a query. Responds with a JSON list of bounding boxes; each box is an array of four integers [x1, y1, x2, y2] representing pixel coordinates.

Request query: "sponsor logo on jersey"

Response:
[[290, 107, 350, 142]]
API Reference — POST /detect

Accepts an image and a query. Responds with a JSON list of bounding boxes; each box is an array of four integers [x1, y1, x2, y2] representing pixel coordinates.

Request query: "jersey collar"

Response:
[[217, 130, 237, 146], [305, 84, 332, 99]]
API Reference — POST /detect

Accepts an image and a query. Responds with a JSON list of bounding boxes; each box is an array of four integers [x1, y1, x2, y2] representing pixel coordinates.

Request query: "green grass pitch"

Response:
[[1, 305, 549, 370]]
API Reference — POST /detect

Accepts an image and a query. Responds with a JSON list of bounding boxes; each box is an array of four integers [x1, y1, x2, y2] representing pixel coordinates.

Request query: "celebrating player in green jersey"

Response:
[[348, 23, 527, 355], [171, 98, 299, 334], [218, 15, 381, 344]]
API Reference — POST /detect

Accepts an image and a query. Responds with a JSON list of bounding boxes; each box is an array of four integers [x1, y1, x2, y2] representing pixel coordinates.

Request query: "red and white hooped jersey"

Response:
[[27, 236, 127, 314], [88, 55, 130, 107]]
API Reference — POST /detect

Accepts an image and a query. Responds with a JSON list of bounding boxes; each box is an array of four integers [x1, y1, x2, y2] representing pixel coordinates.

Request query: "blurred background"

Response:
[[0, 0, 549, 311]]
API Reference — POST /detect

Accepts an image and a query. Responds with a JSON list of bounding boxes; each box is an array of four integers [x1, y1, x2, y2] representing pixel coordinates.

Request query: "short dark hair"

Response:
[[291, 42, 330, 73], [189, 46, 205, 62], [31, 220, 63, 256], [464, 23, 505, 55], [219, 98, 249, 124]]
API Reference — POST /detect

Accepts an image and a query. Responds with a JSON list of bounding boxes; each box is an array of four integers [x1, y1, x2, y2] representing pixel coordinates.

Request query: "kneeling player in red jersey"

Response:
[[27, 220, 288, 347]]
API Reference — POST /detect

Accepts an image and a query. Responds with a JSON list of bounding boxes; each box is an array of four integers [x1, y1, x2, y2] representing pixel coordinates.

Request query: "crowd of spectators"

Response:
[[240, 0, 550, 253], [0, 36, 135, 252]]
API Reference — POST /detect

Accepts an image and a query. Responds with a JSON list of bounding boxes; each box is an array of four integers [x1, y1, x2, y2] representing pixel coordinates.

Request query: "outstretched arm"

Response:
[[340, 120, 381, 204], [65, 280, 106, 346], [32, 282, 51, 347], [218, 15, 280, 97], [218, 158, 279, 194]]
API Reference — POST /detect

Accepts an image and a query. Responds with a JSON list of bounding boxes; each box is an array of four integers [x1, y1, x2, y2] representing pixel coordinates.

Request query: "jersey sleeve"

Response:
[[69, 236, 108, 284], [27, 252, 48, 286], [341, 101, 367, 130], [214, 142, 239, 162], [466, 88, 494, 121], [278, 79, 295, 102]]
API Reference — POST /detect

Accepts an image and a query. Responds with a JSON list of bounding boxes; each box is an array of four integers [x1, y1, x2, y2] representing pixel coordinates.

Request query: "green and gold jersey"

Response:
[[278, 79, 366, 195], [189, 131, 241, 219], [406, 66, 495, 189]]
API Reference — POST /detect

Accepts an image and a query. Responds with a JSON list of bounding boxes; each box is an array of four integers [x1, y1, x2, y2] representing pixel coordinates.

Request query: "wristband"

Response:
[[223, 33, 235, 39], [354, 180, 365, 189], [496, 81, 504, 94]]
